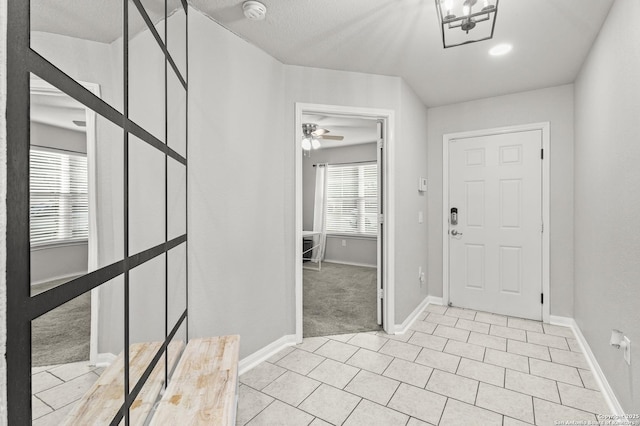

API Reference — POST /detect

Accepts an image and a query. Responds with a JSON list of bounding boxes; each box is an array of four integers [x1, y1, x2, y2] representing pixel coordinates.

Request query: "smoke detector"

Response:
[[243, 1, 267, 21]]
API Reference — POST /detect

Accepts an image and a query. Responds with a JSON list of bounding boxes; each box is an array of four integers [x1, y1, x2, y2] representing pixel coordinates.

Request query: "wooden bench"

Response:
[[63, 340, 185, 425], [149, 336, 240, 426]]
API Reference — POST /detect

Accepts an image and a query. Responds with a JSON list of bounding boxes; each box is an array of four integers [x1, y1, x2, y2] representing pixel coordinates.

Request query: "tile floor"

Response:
[[31, 361, 103, 425], [237, 305, 614, 426]]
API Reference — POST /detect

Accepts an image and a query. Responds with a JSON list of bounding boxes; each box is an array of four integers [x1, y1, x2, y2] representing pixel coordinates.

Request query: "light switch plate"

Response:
[[418, 177, 428, 192], [624, 337, 631, 365]]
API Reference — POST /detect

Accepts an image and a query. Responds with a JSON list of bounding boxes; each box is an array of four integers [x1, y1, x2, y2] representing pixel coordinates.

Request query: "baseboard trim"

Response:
[[393, 295, 433, 334], [427, 296, 443, 306], [239, 334, 298, 376], [322, 259, 377, 268], [31, 272, 84, 287], [94, 352, 117, 367], [550, 315, 624, 416]]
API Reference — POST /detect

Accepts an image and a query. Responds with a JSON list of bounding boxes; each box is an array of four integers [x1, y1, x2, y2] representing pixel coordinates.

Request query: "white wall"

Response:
[[188, 9, 289, 358], [31, 122, 86, 153], [31, 32, 122, 112], [395, 80, 429, 321], [285, 66, 432, 326], [30, 244, 88, 285], [303, 143, 377, 267], [188, 10, 432, 354], [426, 84, 575, 317], [574, 0, 640, 412]]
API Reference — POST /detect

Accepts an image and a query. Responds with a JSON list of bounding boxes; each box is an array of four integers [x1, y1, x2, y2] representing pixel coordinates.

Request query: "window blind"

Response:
[[326, 162, 378, 236], [30, 148, 89, 246]]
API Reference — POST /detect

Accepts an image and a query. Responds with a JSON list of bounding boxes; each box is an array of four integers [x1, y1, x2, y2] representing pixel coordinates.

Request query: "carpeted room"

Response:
[[302, 114, 382, 338]]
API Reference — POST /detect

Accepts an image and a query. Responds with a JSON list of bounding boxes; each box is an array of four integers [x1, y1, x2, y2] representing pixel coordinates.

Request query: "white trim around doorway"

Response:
[[295, 103, 396, 342], [442, 122, 550, 323]]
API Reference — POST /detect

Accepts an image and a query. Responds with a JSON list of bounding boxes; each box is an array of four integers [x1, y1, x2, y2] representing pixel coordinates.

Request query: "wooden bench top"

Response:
[[149, 335, 240, 426], [63, 340, 185, 426]]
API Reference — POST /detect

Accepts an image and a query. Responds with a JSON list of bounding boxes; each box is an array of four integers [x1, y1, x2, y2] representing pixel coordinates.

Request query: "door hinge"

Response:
[[541, 293, 544, 304], [541, 149, 544, 160], [377, 139, 384, 149], [377, 289, 384, 299], [378, 213, 384, 224]]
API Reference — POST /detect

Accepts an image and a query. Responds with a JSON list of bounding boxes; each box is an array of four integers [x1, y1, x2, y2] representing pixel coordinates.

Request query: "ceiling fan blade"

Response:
[[312, 128, 330, 136], [319, 135, 344, 141]]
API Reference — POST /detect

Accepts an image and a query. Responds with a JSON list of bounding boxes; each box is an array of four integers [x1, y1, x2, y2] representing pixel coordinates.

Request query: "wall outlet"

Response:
[[341, 239, 346, 247], [624, 336, 631, 365]]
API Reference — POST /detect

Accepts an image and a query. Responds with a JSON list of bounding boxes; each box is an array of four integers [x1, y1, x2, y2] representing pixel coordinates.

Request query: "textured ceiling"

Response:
[[193, 0, 615, 107], [28, 0, 615, 106], [30, 0, 182, 43]]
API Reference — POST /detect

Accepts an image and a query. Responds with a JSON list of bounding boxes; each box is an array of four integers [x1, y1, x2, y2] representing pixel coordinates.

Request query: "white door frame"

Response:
[[295, 103, 396, 342], [442, 122, 550, 323], [85, 82, 101, 365]]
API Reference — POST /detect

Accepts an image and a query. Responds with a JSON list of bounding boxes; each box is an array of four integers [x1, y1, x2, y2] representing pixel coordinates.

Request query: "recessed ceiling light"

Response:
[[489, 44, 512, 56]]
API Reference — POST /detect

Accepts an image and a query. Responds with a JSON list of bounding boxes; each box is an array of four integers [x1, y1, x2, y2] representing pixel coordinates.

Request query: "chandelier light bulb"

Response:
[[311, 138, 321, 150], [301, 137, 311, 151], [444, 0, 453, 12]]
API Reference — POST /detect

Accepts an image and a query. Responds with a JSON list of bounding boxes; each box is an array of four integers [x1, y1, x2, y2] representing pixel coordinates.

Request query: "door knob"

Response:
[[451, 229, 463, 236]]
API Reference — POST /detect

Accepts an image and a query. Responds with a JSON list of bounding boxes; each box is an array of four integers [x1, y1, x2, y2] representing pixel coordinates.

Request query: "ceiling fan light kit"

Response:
[[301, 123, 321, 152], [436, 0, 499, 48], [301, 123, 346, 153]]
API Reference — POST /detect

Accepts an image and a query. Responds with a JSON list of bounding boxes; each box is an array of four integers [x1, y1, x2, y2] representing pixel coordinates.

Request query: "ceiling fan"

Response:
[[302, 123, 344, 151]]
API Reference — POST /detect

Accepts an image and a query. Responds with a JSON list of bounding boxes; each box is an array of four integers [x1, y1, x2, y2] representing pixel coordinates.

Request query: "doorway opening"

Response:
[[442, 123, 550, 323], [29, 76, 101, 370], [295, 104, 395, 341]]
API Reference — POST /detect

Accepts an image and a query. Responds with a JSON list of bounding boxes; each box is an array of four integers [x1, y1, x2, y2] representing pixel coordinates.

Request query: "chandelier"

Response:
[[435, 0, 499, 48]]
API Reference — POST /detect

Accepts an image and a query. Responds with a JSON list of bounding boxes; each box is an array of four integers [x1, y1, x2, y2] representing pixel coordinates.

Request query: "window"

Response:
[[325, 162, 378, 236], [30, 148, 88, 246]]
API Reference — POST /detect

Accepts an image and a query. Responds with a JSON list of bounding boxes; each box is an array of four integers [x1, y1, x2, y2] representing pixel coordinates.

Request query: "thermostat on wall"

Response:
[[418, 177, 428, 192]]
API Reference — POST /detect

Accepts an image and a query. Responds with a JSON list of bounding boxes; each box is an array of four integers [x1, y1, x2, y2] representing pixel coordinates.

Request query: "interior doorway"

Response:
[[442, 123, 551, 322], [29, 76, 101, 367], [295, 104, 395, 341]]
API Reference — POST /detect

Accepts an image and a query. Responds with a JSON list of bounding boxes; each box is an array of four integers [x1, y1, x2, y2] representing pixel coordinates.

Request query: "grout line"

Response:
[[33, 393, 55, 413], [241, 397, 276, 426], [423, 366, 435, 390], [436, 397, 449, 425], [473, 381, 480, 406], [245, 329, 607, 424], [342, 398, 364, 425]]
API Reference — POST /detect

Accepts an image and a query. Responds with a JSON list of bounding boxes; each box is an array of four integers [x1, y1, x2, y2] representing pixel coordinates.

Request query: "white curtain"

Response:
[[311, 164, 328, 262]]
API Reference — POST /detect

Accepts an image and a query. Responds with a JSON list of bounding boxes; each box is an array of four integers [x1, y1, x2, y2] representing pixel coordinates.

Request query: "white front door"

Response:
[[448, 130, 542, 320]]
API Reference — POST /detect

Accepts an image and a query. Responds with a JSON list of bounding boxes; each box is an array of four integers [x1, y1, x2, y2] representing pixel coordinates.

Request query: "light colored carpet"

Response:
[[303, 262, 380, 337], [31, 278, 90, 367]]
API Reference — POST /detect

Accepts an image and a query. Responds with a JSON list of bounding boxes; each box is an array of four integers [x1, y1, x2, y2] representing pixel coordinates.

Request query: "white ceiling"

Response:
[[194, 0, 615, 107], [30, 0, 182, 43], [303, 114, 378, 149], [28, 0, 615, 107]]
